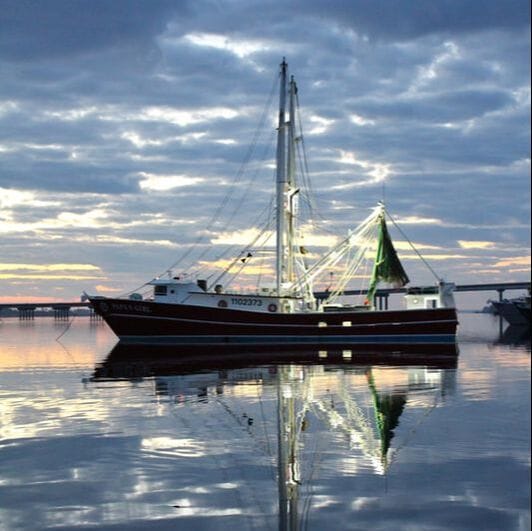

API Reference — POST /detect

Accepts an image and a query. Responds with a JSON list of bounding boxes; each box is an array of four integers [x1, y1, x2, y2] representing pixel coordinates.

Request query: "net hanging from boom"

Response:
[[366, 213, 410, 305]]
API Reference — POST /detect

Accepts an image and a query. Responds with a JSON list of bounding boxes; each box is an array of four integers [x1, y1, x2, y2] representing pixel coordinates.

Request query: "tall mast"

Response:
[[286, 75, 298, 286], [276, 60, 299, 298], [276, 59, 288, 295]]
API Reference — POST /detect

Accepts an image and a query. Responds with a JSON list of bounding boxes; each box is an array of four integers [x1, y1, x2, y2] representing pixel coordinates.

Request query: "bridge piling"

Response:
[[17, 307, 36, 320], [52, 306, 70, 320]]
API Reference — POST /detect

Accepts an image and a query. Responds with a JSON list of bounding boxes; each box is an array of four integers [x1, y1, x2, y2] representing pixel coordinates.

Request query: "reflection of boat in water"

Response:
[[88, 59, 457, 347], [514, 297, 531, 323], [92, 343, 457, 529], [490, 296, 531, 326], [93, 342, 458, 380], [496, 325, 531, 347]]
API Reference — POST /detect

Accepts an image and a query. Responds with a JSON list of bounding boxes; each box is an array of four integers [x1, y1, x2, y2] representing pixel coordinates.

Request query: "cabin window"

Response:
[[342, 321, 352, 327], [154, 285, 167, 296], [318, 321, 327, 328]]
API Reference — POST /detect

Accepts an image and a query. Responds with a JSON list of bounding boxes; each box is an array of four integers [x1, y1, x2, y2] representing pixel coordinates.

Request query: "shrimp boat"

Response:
[[89, 60, 458, 346]]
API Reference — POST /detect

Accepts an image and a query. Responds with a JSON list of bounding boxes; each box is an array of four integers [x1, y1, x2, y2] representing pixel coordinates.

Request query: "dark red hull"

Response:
[[90, 298, 458, 346]]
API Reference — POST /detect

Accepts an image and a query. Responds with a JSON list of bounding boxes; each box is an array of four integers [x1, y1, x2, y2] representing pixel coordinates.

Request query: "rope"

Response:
[[207, 213, 275, 290], [158, 70, 280, 278], [55, 314, 76, 341], [384, 206, 442, 282], [295, 88, 319, 222]]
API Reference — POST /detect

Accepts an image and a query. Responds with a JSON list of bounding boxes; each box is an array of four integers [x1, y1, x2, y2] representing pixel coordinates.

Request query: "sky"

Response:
[[0, 0, 530, 304]]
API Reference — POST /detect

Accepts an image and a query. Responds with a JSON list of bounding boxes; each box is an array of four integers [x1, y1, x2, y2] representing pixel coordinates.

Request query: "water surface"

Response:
[[0, 314, 530, 530]]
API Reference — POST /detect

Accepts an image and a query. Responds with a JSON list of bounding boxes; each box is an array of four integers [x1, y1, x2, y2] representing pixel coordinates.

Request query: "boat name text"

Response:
[[109, 302, 153, 313]]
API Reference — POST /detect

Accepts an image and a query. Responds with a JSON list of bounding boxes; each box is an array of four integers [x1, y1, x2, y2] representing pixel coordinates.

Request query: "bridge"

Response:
[[0, 281, 529, 318], [0, 301, 94, 320]]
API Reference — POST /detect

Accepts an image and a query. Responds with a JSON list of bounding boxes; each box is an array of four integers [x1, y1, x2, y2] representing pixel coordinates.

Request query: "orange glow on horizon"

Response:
[[0, 296, 82, 304]]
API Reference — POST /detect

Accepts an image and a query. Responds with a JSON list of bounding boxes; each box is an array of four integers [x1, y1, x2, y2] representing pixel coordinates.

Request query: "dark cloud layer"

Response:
[[299, 0, 531, 39], [0, 0, 181, 60]]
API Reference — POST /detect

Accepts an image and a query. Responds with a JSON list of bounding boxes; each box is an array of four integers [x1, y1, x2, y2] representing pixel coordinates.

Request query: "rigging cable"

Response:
[[222, 129, 277, 230], [216, 221, 275, 291], [384, 206, 442, 282], [326, 223, 379, 304], [182, 129, 278, 278], [295, 88, 319, 221], [160, 70, 280, 277], [194, 192, 275, 281], [207, 213, 275, 290]]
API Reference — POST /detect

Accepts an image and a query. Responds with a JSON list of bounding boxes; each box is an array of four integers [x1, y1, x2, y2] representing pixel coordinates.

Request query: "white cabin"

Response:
[[148, 277, 304, 313], [405, 282, 456, 310]]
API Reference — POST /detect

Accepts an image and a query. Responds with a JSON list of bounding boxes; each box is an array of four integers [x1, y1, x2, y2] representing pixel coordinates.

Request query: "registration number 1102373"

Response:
[[230, 297, 263, 307]]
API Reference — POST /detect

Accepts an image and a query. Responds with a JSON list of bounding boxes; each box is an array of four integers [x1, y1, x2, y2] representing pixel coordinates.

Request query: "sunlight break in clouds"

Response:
[[0, 208, 114, 235], [392, 216, 442, 225], [44, 106, 100, 121], [0, 188, 60, 209], [0, 100, 19, 116], [94, 284, 123, 293], [211, 226, 338, 248], [138, 172, 204, 191], [350, 114, 376, 126], [493, 256, 531, 268], [0, 273, 103, 280], [400, 253, 470, 261], [307, 115, 336, 135], [393, 241, 442, 251], [44, 103, 240, 128], [88, 235, 178, 247], [121, 132, 165, 148], [0, 263, 100, 272], [458, 240, 496, 250], [0, 263, 103, 282], [210, 228, 275, 246], [183, 32, 271, 58], [139, 106, 239, 127], [336, 150, 391, 185], [408, 41, 461, 94], [122, 131, 207, 148]]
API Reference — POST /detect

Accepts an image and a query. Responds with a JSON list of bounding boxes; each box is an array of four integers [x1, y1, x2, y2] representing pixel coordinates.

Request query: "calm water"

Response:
[[0, 314, 529, 531]]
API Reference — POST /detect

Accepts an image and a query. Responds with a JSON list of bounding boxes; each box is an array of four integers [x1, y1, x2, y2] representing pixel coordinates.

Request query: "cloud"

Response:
[[331, 150, 392, 187], [138, 172, 204, 191], [400, 253, 471, 261], [350, 114, 376, 126], [94, 285, 123, 293], [0, 262, 104, 282], [458, 241, 496, 250], [390, 216, 442, 225], [493, 256, 531, 268], [296, 0, 531, 40], [182, 32, 275, 61], [0, 273, 103, 280], [393, 241, 442, 251], [0, 263, 100, 272], [0, 0, 181, 61]]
